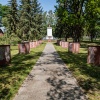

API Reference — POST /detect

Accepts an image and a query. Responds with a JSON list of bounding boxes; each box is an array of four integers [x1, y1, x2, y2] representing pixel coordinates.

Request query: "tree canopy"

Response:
[[55, 0, 100, 42]]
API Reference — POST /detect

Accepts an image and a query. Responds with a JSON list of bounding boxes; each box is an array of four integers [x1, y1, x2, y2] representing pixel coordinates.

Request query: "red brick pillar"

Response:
[[18, 42, 30, 54], [73, 43, 80, 53], [64, 42, 69, 48], [61, 41, 69, 48], [61, 41, 65, 48], [33, 41, 36, 48], [0, 45, 11, 66], [30, 42, 33, 48], [87, 46, 100, 65], [68, 42, 80, 53]]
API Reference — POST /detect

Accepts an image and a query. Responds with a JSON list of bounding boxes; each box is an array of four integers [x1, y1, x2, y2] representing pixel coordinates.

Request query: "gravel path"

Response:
[[13, 43, 87, 100]]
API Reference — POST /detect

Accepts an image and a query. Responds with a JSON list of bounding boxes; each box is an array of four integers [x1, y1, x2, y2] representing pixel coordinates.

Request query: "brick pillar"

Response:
[[87, 46, 100, 65], [68, 42, 80, 53], [18, 42, 30, 54], [0, 45, 11, 66]]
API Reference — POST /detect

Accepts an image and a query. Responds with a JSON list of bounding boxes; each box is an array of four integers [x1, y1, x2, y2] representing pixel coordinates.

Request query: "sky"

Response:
[[0, 0, 57, 12]]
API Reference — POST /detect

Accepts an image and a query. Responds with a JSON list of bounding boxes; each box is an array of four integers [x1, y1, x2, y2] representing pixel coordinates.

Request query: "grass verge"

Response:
[[0, 42, 46, 100], [54, 42, 100, 100]]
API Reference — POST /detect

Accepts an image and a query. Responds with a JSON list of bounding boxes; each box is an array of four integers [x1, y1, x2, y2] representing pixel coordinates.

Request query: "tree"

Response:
[[55, 0, 86, 42], [85, 0, 100, 42], [41, 11, 48, 38], [18, 0, 32, 40], [55, 0, 69, 41], [31, 0, 43, 40], [0, 4, 9, 27], [0, 4, 9, 17], [7, 0, 19, 35], [18, 0, 43, 41]]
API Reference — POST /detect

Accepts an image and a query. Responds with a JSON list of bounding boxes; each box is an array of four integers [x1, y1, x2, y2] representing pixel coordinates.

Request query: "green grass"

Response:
[[54, 41, 100, 100], [0, 42, 46, 100]]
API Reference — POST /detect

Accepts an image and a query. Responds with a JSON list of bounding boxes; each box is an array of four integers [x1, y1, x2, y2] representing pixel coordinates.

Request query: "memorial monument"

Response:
[[46, 25, 53, 41]]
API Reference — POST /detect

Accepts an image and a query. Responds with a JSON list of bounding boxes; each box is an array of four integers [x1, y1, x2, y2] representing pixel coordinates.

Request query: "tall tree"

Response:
[[41, 11, 47, 38], [7, 0, 19, 35], [18, 0, 43, 41], [0, 4, 9, 28], [55, 0, 86, 42], [31, 0, 43, 40], [0, 4, 9, 17], [55, 0, 69, 41], [18, 0, 32, 40], [85, 0, 100, 42]]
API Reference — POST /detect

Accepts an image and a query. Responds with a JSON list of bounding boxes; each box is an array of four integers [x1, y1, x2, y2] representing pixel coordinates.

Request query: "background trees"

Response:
[[85, 0, 100, 42], [0, 0, 44, 42], [7, 0, 18, 35], [55, 0, 100, 42], [0, 0, 58, 43], [17, 0, 43, 41], [1, 0, 99, 43], [0, 4, 9, 27]]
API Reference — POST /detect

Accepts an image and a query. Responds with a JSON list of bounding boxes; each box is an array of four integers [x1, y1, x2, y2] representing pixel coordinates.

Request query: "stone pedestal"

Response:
[[87, 46, 100, 65], [18, 42, 30, 54], [68, 42, 80, 53], [0, 45, 11, 66], [61, 41, 69, 48], [30, 42, 33, 48], [33, 41, 36, 48], [61, 41, 65, 48], [64, 42, 69, 48]]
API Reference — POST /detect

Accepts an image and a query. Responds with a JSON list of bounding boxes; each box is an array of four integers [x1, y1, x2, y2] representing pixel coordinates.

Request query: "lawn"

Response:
[[0, 42, 46, 100], [54, 41, 100, 100]]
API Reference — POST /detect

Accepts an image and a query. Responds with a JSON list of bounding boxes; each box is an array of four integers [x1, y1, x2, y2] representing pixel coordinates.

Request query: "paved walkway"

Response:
[[14, 43, 87, 100]]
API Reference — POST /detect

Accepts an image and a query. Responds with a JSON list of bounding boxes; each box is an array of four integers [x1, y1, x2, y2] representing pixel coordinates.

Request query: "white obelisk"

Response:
[[47, 25, 52, 42]]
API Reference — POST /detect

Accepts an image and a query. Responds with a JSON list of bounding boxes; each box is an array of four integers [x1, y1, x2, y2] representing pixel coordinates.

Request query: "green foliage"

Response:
[[0, 34, 9, 45], [7, 0, 19, 35], [0, 4, 9, 27], [18, 0, 43, 41], [55, 0, 100, 42], [0, 33, 21, 45], [85, 0, 100, 42], [1, 0, 57, 41], [1, 0, 43, 41], [0, 4, 9, 17]]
